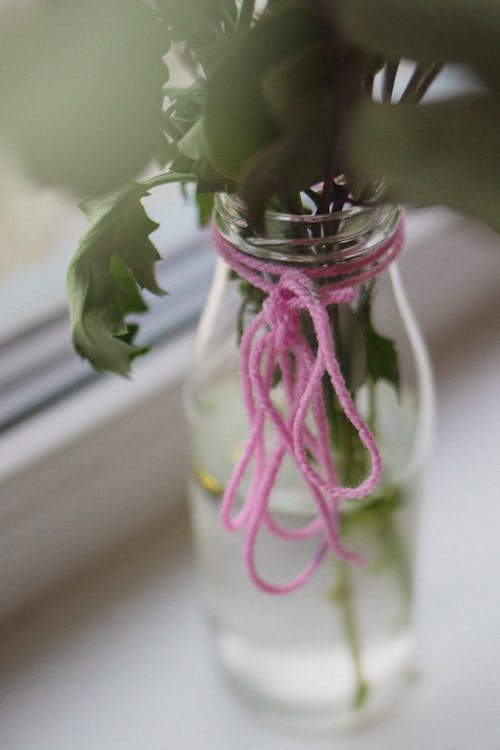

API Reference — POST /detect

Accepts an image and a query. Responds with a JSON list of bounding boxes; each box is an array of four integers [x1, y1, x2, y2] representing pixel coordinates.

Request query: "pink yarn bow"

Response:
[[212, 217, 404, 594]]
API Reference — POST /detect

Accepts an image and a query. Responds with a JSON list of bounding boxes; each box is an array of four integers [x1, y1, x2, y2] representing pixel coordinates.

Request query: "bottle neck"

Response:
[[214, 193, 401, 272]]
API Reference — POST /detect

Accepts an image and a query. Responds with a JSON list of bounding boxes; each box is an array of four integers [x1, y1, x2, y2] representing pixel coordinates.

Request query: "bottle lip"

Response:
[[216, 192, 382, 224], [214, 193, 401, 267]]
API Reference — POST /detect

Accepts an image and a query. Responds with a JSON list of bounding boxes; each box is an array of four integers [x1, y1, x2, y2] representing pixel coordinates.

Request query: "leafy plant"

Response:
[[0, 0, 497, 373], [67, 183, 164, 376]]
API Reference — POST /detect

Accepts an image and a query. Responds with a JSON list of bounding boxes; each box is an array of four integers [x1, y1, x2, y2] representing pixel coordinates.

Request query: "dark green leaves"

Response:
[[158, 0, 238, 69], [163, 82, 229, 191], [329, 0, 500, 230], [335, 0, 500, 91], [3, 0, 497, 380], [239, 87, 343, 231], [0, 0, 169, 196], [348, 98, 500, 233], [67, 184, 165, 377], [330, 281, 399, 395], [204, 4, 360, 228], [204, 6, 334, 179]]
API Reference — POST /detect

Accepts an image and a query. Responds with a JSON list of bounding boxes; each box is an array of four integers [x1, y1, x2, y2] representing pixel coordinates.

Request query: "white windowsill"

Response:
[[0, 333, 194, 619]]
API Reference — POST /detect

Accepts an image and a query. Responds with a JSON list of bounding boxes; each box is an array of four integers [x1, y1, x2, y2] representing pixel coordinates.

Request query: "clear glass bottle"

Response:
[[185, 194, 434, 727]]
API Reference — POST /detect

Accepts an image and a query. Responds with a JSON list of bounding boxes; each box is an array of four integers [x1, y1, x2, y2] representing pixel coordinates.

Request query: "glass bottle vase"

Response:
[[185, 194, 434, 727]]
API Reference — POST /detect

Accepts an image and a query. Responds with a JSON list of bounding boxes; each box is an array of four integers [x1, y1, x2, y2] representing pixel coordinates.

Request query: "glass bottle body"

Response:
[[185, 198, 434, 726]]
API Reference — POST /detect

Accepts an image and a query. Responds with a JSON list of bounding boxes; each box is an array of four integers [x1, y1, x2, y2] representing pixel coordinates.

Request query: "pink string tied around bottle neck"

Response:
[[211, 215, 405, 595]]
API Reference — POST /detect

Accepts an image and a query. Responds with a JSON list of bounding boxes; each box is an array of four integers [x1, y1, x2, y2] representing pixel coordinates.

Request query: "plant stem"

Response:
[[325, 350, 370, 709], [319, 149, 336, 215], [330, 563, 369, 709], [142, 171, 197, 191], [382, 60, 399, 103], [376, 510, 413, 622], [238, 0, 255, 30], [400, 62, 443, 103]]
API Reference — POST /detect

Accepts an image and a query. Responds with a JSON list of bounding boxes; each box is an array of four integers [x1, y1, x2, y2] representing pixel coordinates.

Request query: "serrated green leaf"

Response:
[[67, 183, 166, 377], [109, 255, 149, 315]]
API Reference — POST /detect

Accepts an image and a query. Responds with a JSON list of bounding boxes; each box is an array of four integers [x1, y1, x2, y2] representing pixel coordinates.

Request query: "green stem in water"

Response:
[[341, 485, 412, 623], [315, 306, 370, 710], [375, 503, 413, 623], [328, 387, 370, 708], [329, 562, 369, 709]]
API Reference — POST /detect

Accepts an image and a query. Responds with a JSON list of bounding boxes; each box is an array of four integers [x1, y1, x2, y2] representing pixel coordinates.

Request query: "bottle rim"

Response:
[[214, 193, 401, 267]]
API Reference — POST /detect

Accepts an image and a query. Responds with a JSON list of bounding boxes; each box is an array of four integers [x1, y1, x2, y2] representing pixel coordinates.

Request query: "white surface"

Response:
[[0, 319, 499, 748], [0, 334, 193, 619], [0, 332, 193, 482]]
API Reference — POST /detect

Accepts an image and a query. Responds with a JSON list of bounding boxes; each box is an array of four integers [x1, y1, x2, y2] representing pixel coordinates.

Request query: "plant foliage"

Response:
[[67, 184, 165, 376], [0, 0, 497, 372]]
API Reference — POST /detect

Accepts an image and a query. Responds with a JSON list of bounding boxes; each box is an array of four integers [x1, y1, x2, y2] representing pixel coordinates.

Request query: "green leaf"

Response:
[[239, 86, 344, 231], [359, 283, 400, 391], [204, 5, 365, 227], [158, 0, 237, 40], [155, 141, 180, 170], [195, 190, 215, 226], [158, 0, 237, 68], [364, 327, 400, 392], [67, 183, 166, 377], [177, 120, 209, 162], [348, 97, 500, 232], [0, 0, 169, 196], [261, 42, 332, 126], [204, 5, 329, 179], [165, 81, 206, 140], [335, 0, 500, 91], [109, 255, 149, 315]]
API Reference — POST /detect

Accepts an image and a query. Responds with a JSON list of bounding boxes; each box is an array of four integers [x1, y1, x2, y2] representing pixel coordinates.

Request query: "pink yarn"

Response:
[[211, 216, 404, 594]]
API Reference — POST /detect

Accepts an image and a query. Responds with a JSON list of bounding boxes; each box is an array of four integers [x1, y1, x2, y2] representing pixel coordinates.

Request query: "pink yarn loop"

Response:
[[211, 215, 404, 594]]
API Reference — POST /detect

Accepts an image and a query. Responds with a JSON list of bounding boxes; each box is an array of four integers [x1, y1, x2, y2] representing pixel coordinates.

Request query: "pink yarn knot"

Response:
[[211, 216, 404, 595], [262, 272, 307, 349], [263, 289, 292, 349]]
